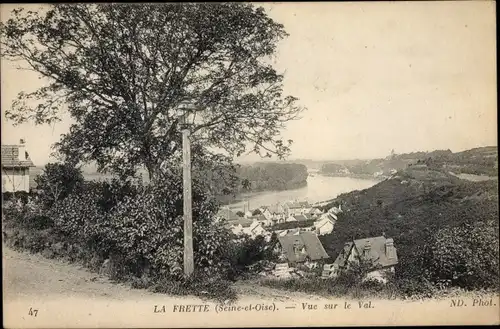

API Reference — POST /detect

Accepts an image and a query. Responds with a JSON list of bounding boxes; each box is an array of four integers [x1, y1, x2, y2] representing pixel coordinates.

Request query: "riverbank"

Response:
[[318, 172, 388, 180], [226, 175, 380, 211]]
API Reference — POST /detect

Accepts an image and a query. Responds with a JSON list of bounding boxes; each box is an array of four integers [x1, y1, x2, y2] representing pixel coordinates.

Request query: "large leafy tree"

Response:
[[1, 3, 303, 181]]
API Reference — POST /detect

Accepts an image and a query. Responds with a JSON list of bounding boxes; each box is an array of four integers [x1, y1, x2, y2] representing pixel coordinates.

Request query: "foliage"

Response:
[[150, 272, 237, 303], [252, 208, 262, 216], [2, 190, 32, 203], [425, 221, 499, 290], [236, 163, 308, 192], [225, 233, 279, 278], [34, 162, 84, 208], [2, 197, 53, 230], [1, 3, 303, 181]]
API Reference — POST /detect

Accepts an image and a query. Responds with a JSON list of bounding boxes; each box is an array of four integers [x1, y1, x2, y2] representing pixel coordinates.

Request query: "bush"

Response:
[[2, 191, 32, 203], [35, 162, 84, 208], [225, 234, 279, 278], [426, 221, 500, 290], [151, 272, 237, 303], [44, 171, 236, 281]]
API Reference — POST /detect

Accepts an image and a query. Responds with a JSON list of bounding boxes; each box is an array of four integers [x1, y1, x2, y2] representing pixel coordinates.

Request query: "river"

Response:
[[228, 174, 380, 211]]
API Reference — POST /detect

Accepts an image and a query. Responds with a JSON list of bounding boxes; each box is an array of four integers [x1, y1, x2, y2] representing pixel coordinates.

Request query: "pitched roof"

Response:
[[334, 236, 398, 268], [314, 217, 334, 229], [278, 232, 330, 263], [1, 145, 35, 168], [267, 204, 284, 214], [249, 221, 265, 232]]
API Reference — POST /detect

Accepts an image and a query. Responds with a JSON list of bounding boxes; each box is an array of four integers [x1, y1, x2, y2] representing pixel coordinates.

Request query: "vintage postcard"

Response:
[[1, 1, 498, 328]]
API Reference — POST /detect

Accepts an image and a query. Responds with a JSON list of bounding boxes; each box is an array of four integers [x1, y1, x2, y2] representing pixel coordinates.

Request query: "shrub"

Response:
[[2, 191, 32, 203], [151, 272, 237, 303], [426, 221, 500, 290], [34, 162, 84, 208], [225, 233, 279, 278], [44, 171, 236, 282]]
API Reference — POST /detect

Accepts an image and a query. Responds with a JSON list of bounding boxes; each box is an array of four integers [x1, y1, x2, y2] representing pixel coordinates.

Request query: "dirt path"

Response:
[[2, 245, 321, 303], [3, 246, 172, 302], [3, 246, 499, 327]]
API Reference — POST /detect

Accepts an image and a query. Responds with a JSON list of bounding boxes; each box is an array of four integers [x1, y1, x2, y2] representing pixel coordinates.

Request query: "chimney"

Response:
[[385, 238, 396, 259]]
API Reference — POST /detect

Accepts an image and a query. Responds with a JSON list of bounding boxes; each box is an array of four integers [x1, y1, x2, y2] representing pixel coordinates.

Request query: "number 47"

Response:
[[28, 308, 38, 317]]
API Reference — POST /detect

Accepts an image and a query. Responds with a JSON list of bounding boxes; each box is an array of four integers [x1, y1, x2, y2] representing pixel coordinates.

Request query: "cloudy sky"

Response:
[[1, 2, 497, 165]]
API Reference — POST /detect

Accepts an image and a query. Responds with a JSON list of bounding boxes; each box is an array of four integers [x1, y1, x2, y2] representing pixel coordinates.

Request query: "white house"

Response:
[[328, 236, 398, 283], [283, 200, 310, 217], [329, 204, 343, 216], [261, 204, 286, 223], [1, 141, 36, 193], [320, 212, 337, 222], [242, 220, 267, 238], [314, 216, 335, 235]]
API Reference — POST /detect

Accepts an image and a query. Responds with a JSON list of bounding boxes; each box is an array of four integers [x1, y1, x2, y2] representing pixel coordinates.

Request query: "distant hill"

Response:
[[319, 146, 498, 178], [236, 162, 308, 192]]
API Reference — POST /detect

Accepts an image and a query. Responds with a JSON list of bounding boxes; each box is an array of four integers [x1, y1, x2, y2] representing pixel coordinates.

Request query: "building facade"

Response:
[[1, 141, 35, 193]]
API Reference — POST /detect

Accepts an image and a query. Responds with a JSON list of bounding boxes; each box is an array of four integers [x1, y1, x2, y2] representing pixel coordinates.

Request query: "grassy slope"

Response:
[[319, 165, 499, 265]]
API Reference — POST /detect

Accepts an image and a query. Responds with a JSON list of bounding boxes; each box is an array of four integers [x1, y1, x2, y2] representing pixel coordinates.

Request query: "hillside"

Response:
[[319, 164, 499, 287], [319, 146, 498, 178]]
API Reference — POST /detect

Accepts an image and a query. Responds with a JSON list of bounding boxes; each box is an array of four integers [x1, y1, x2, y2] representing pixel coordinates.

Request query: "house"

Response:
[[329, 236, 398, 283], [226, 217, 254, 235], [314, 216, 335, 235], [268, 203, 286, 221], [1, 140, 36, 193], [260, 204, 286, 223], [260, 207, 273, 220], [286, 214, 309, 222], [242, 220, 268, 238], [275, 232, 330, 268], [283, 200, 310, 217], [308, 207, 323, 216], [250, 214, 272, 227], [328, 204, 343, 216]]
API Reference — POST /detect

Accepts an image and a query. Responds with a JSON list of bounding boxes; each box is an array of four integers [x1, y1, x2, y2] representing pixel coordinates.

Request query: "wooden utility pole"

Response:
[[181, 116, 194, 276]]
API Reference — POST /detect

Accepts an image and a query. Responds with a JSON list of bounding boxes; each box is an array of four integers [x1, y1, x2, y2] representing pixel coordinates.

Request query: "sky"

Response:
[[1, 2, 497, 166]]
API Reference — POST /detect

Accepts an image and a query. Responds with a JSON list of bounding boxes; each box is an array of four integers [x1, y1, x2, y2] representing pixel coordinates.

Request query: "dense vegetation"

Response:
[[236, 163, 308, 192], [2, 163, 276, 302], [318, 165, 499, 294]]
